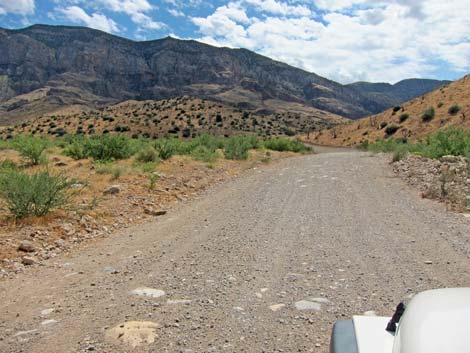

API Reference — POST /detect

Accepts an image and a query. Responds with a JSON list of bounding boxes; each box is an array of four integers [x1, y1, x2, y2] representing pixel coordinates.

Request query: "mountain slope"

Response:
[[0, 24, 440, 126], [311, 75, 470, 146], [0, 96, 346, 139], [347, 79, 450, 109]]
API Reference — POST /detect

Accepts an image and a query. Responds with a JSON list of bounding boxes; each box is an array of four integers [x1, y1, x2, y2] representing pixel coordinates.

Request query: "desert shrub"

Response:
[[358, 140, 369, 150], [437, 102, 444, 108], [399, 113, 409, 123], [0, 170, 77, 219], [193, 134, 224, 151], [448, 104, 461, 115], [224, 135, 260, 160], [392, 145, 408, 162], [282, 128, 296, 136], [153, 139, 177, 160], [367, 138, 408, 154], [191, 145, 220, 163], [63, 139, 87, 160], [63, 135, 132, 161], [380, 122, 388, 129], [0, 140, 11, 150], [12, 136, 48, 165], [263, 138, 311, 153], [393, 106, 401, 112], [419, 127, 470, 159], [135, 147, 158, 163], [148, 173, 159, 190], [368, 127, 470, 160], [421, 108, 435, 122], [87, 135, 132, 161], [385, 125, 399, 136], [0, 159, 18, 172]]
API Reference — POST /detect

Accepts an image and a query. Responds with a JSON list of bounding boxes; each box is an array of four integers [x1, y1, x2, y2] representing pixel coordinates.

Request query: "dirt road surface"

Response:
[[1, 150, 469, 352]]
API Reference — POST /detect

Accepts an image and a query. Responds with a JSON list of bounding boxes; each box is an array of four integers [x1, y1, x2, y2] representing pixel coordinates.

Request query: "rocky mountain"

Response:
[[0, 24, 450, 126], [311, 75, 469, 146], [347, 79, 450, 109]]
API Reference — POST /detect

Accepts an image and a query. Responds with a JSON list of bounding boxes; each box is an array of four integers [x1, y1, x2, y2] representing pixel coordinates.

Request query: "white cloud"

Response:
[[95, 0, 165, 30], [191, 0, 470, 83], [0, 0, 35, 15], [61, 0, 166, 31], [244, 0, 312, 16], [58, 6, 119, 33], [168, 8, 185, 17]]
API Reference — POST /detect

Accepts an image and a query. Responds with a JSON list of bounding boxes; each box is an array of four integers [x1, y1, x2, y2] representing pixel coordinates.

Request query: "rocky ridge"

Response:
[[0, 24, 448, 125]]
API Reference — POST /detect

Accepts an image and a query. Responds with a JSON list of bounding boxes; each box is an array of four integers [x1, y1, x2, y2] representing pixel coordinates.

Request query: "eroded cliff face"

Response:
[[0, 24, 383, 120], [0, 24, 450, 124]]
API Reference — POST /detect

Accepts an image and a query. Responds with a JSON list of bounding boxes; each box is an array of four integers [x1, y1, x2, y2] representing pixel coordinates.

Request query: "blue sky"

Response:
[[0, 0, 469, 84]]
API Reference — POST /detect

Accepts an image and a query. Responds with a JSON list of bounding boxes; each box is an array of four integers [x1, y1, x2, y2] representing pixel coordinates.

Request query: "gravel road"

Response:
[[1, 150, 469, 353]]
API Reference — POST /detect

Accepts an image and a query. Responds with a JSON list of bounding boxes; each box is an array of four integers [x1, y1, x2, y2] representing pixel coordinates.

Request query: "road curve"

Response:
[[1, 150, 469, 352]]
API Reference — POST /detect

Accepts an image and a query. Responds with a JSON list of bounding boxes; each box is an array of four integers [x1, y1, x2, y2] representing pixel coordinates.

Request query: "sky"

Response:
[[0, 0, 469, 84]]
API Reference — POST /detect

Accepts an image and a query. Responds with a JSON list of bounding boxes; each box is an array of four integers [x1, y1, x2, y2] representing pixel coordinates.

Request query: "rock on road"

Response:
[[1, 149, 469, 352]]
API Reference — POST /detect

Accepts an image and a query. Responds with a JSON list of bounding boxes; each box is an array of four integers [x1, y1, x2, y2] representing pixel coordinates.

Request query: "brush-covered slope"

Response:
[[311, 75, 470, 146], [0, 96, 346, 139]]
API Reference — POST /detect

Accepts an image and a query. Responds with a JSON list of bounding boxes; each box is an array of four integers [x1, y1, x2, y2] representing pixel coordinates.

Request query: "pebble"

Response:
[[294, 300, 322, 311], [103, 185, 121, 195], [424, 260, 433, 264], [130, 287, 166, 298], [41, 319, 58, 326], [22, 256, 37, 265], [144, 208, 167, 216], [40, 308, 55, 317], [18, 240, 35, 252], [103, 266, 119, 274], [105, 321, 159, 348], [269, 304, 286, 312], [167, 299, 192, 305]]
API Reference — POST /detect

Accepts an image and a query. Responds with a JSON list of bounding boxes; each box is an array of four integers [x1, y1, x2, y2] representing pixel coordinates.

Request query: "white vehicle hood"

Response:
[[353, 316, 394, 353]]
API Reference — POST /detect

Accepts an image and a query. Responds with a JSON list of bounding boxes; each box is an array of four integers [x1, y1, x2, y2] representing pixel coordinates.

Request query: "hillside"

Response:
[[0, 96, 345, 139], [347, 79, 450, 109], [310, 75, 470, 146], [0, 24, 447, 127]]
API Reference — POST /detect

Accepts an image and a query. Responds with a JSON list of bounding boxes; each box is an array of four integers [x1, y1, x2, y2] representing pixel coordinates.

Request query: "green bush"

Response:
[[263, 138, 311, 153], [191, 145, 220, 163], [368, 138, 408, 154], [0, 170, 77, 219], [392, 145, 408, 162], [224, 135, 259, 160], [399, 113, 409, 123], [62, 139, 87, 160], [385, 125, 399, 136], [422, 108, 435, 122], [87, 135, 132, 161], [0, 140, 11, 150], [153, 139, 176, 160], [448, 104, 461, 115], [63, 135, 132, 161], [367, 127, 470, 160], [419, 127, 470, 159], [0, 159, 18, 171], [12, 136, 48, 165], [135, 147, 158, 163]]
